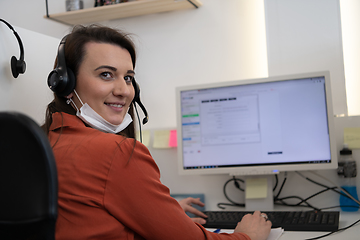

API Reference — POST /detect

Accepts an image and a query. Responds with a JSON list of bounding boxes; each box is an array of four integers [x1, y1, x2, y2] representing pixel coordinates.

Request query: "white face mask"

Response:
[[68, 90, 133, 134]]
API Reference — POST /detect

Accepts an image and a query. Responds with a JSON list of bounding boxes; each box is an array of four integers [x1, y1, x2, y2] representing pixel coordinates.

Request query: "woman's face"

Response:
[[72, 42, 135, 125]]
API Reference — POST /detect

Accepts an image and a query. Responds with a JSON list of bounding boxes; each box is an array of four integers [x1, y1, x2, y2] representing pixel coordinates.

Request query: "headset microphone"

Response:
[[132, 79, 148, 125], [136, 100, 149, 125], [0, 19, 26, 78]]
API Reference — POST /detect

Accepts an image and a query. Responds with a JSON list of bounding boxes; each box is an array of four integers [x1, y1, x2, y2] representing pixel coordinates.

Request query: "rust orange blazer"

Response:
[[49, 112, 250, 240]]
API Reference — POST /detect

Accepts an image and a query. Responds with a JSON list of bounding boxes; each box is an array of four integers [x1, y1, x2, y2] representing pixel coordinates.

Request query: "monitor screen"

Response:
[[176, 71, 338, 176]]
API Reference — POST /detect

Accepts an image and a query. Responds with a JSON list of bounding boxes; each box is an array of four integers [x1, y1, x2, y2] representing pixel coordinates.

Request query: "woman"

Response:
[[43, 25, 271, 240]]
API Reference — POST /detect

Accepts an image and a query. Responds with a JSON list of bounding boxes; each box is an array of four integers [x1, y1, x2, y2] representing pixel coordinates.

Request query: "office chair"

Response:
[[0, 112, 58, 240]]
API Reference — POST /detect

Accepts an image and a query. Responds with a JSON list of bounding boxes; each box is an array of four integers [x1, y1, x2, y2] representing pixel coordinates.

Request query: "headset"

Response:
[[0, 19, 26, 78], [47, 35, 148, 125]]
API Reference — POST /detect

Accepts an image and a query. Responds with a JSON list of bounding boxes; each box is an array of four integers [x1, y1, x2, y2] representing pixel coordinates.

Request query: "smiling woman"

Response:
[[43, 25, 137, 137], [42, 25, 271, 240], [68, 42, 135, 126]]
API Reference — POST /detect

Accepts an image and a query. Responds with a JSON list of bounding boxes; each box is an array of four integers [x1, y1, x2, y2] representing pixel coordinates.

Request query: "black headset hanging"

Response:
[[0, 19, 26, 78]]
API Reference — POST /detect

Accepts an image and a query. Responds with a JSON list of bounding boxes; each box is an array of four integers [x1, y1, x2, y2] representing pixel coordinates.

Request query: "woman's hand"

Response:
[[178, 197, 208, 224], [234, 211, 272, 240]]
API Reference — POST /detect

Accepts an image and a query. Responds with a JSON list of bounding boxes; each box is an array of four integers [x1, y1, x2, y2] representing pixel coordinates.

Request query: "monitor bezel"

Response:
[[176, 71, 338, 176]]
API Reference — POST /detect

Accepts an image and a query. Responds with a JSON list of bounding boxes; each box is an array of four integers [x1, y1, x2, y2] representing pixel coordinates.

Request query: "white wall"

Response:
[[1, 0, 358, 211], [0, 25, 60, 124], [1, 0, 269, 129], [340, 0, 360, 116], [265, 0, 347, 116]]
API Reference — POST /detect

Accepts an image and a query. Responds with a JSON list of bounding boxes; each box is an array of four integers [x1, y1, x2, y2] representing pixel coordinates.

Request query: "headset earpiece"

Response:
[[11, 56, 26, 78], [0, 19, 26, 79], [48, 67, 76, 97], [47, 35, 76, 96]]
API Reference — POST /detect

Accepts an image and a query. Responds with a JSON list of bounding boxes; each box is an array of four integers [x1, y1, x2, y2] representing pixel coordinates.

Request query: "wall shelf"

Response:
[[45, 0, 202, 25]]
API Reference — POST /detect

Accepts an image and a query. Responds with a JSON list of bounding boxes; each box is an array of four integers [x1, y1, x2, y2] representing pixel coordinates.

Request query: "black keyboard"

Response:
[[202, 211, 339, 232]]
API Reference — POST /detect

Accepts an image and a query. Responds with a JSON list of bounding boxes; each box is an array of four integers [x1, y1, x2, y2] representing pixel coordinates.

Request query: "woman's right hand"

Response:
[[234, 211, 272, 240]]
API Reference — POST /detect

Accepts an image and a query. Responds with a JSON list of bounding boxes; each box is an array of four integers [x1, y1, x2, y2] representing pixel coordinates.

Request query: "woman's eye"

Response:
[[100, 72, 113, 80], [124, 75, 134, 83]]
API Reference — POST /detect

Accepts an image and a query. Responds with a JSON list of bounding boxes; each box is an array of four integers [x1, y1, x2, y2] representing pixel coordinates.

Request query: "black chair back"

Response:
[[0, 112, 57, 240]]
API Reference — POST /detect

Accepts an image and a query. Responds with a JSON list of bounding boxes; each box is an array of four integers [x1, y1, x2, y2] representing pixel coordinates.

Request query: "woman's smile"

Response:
[[70, 42, 135, 125]]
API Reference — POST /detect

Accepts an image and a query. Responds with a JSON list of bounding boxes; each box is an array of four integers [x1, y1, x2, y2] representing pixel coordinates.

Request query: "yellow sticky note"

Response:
[[136, 130, 151, 147], [245, 178, 268, 199], [153, 130, 171, 149], [344, 128, 360, 149]]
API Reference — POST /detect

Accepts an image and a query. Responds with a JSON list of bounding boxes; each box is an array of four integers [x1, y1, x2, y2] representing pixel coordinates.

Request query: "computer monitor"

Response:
[[176, 71, 337, 209], [176, 71, 338, 175]]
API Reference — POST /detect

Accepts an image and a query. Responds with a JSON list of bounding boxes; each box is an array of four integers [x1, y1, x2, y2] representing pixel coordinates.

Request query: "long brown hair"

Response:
[[42, 24, 137, 138]]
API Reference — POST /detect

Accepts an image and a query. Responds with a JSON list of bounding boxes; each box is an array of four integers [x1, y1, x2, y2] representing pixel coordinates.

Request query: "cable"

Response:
[[274, 172, 287, 201], [217, 177, 245, 209], [273, 172, 334, 211], [273, 174, 279, 192], [308, 171, 360, 206], [219, 171, 358, 213], [295, 171, 352, 202], [305, 218, 360, 240], [275, 195, 320, 211], [219, 175, 279, 209], [275, 172, 349, 211], [45, 0, 49, 18], [297, 171, 360, 206], [218, 171, 359, 238], [232, 176, 244, 191], [291, 171, 360, 238]]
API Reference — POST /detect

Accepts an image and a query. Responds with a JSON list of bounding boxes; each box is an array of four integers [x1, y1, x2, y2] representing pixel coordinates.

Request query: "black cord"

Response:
[[219, 172, 352, 212], [218, 172, 360, 238], [273, 174, 279, 192], [220, 172, 334, 212], [275, 195, 320, 211], [273, 173, 338, 211], [271, 173, 329, 210], [217, 177, 245, 209], [275, 187, 340, 211], [45, 0, 49, 18], [300, 173, 343, 196], [296, 171, 360, 206], [274, 173, 287, 200], [232, 176, 244, 191], [305, 218, 360, 240], [219, 175, 281, 209]]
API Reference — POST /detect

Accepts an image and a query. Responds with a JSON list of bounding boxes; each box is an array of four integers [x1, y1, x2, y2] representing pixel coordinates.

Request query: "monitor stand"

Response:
[[244, 175, 274, 211]]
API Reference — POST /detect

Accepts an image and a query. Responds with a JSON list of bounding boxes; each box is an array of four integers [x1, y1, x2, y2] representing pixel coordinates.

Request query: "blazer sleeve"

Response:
[[103, 138, 250, 240]]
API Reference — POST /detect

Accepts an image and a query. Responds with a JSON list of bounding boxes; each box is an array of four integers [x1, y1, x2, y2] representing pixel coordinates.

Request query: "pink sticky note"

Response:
[[169, 130, 177, 147]]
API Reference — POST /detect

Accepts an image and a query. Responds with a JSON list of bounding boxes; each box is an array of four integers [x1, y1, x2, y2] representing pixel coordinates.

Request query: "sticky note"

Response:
[[344, 128, 360, 149], [245, 178, 268, 199], [169, 130, 177, 147], [153, 130, 171, 148], [136, 130, 151, 147]]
